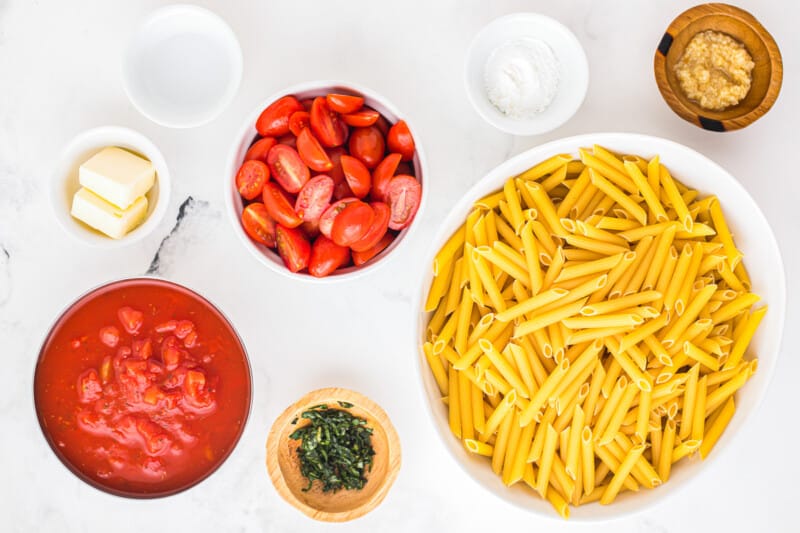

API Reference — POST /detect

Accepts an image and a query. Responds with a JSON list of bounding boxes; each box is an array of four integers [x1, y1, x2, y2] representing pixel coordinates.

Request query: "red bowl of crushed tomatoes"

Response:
[[225, 80, 427, 280], [33, 278, 252, 498]]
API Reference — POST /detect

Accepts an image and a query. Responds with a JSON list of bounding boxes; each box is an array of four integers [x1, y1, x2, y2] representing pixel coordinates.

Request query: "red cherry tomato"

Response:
[[373, 114, 390, 137], [350, 202, 391, 252], [340, 155, 371, 199], [278, 134, 297, 149], [386, 175, 421, 230], [308, 235, 351, 277], [342, 109, 380, 127], [295, 175, 334, 223], [256, 96, 304, 137], [333, 180, 355, 201], [326, 93, 364, 114], [244, 137, 276, 163], [241, 202, 277, 247], [262, 182, 303, 228], [275, 225, 311, 273], [310, 97, 348, 148], [331, 201, 374, 247], [326, 146, 347, 185], [296, 128, 333, 172], [387, 120, 416, 161], [319, 197, 358, 238], [288, 111, 310, 137], [352, 233, 395, 266], [235, 160, 269, 200], [267, 144, 310, 193], [371, 153, 402, 202], [348, 126, 385, 169]]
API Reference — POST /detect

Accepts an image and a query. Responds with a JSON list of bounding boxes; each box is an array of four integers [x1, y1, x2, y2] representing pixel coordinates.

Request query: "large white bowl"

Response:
[[225, 80, 428, 283], [49, 126, 171, 248], [414, 133, 785, 520]]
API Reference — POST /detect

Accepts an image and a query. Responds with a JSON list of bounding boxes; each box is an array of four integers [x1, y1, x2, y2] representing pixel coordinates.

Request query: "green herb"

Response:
[[289, 405, 375, 493]]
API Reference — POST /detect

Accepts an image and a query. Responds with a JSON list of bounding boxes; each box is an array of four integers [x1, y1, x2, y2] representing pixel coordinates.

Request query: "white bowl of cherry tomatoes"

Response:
[[225, 81, 426, 280]]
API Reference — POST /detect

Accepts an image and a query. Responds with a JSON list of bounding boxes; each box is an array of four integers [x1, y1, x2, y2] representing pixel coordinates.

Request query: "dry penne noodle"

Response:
[[424, 147, 764, 517]]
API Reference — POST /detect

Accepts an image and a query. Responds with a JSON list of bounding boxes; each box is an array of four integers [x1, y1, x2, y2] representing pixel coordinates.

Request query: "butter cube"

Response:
[[71, 187, 148, 239], [79, 147, 155, 209]]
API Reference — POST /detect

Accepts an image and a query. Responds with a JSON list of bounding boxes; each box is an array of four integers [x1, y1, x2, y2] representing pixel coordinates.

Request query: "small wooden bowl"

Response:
[[266, 388, 401, 522], [654, 3, 782, 131]]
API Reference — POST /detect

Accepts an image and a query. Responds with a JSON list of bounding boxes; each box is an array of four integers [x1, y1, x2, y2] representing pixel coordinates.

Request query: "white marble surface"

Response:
[[1, 0, 797, 531]]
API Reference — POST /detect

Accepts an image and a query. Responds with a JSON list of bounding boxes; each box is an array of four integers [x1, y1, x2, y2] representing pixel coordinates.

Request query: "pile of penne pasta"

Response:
[[423, 146, 765, 518]]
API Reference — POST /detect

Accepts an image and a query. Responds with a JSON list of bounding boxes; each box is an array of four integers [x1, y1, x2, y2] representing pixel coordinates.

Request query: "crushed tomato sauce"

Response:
[[34, 280, 251, 496]]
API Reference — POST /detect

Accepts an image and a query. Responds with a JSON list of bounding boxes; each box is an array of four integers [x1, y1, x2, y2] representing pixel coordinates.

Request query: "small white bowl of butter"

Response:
[[50, 126, 171, 247], [465, 13, 589, 136]]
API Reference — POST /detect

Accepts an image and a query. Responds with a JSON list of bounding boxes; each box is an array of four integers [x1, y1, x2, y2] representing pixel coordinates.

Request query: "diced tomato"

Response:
[[330, 201, 374, 247], [352, 232, 395, 266], [132, 338, 153, 359], [296, 128, 334, 172], [309, 236, 351, 277], [319, 197, 358, 238], [371, 153, 402, 201], [310, 96, 349, 148], [350, 202, 391, 252], [78, 369, 103, 403], [99, 326, 120, 348], [256, 95, 304, 137], [386, 175, 422, 230], [118, 307, 144, 335], [348, 126, 385, 169], [387, 120, 415, 161], [143, 386, 164, 406], [262, 182, 303, 228], [155, 320, 178, 333], [288, 111, 310, 137], [342, 109, 380, 127], [244, 137, 277, 163], [184, 370, 206, 398], [267, 144, 310, 193], [236, 160, 269, 200], [326, 93, 364, 114], [275, 225, 312, 273], [162, 344, 182, 371], [295, 175, 334, 224], [184, 330, 198, 349], [99, 355, 112, 384], [241, 203, 277, 247], [340, 155, 371, 199]]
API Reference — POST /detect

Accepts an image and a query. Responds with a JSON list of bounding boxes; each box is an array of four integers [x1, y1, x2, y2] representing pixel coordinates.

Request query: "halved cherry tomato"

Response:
[[396, 161, 414, 176], [310, 97, 349, 148], [301, 98, 314, 111], [374, 114, 390, 137], [387, 120, 416, 161], [326, 146, 346, 185], [267, 144, 310, 193], [262, 182, 303, 228], [118, 306, 144, 335], [343, 109, 380, 127], [241, 202, 277, 247], [333, 180, 355, 201], [340, 155, 371, 199], [371, 153, 402, 201], [288, 111, 310, 137], [331, 201, 374, 247], [296, 128, 333, 172], [295, 175, 334, 223], [326, 93, 364, 114], [256, 96, 304, 137], [351, 202, 391, 252], [276, 225, 311, 273], [352, 233, 395, 266], [309, 235, 351, 277], [319, 197, 358, 238], [236, 160, 269, 200], [301, 219, 320, 240], [386, 175, 421, 230], [278, 134, 297, 149], [348, 126, 385, 169], [245, 137, 276, 163]]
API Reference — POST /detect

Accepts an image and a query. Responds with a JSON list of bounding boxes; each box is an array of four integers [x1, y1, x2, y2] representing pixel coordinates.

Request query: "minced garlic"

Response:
[[674, 30, 754, 111]]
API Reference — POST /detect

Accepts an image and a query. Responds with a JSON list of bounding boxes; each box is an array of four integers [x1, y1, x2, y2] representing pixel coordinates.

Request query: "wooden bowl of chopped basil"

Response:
[[266, 387, 401, 522]]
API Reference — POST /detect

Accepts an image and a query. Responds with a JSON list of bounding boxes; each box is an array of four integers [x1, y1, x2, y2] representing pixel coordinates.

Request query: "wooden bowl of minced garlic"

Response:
[[654, 3, 782, 132]]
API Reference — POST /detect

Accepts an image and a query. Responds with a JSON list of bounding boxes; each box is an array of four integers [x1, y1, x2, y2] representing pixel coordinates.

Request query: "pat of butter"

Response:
[[79, 147, 155, 209], [71, 187, 148, 239]]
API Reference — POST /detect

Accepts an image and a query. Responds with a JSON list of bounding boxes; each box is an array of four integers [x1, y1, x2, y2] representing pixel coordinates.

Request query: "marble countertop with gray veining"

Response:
[[1, 1, 798, 531]]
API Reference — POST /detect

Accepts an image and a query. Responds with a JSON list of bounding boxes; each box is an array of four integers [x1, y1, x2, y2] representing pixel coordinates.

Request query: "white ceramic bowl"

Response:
[[50, 126, 171, 247], [225, 80, 428, 283], [464, 13, 589, 136], [122, 4, 242, 128], [414, 133, 785, 520]]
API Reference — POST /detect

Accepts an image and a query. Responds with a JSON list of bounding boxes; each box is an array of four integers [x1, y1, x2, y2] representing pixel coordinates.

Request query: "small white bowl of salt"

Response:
[[465, 13, 589, 135]]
